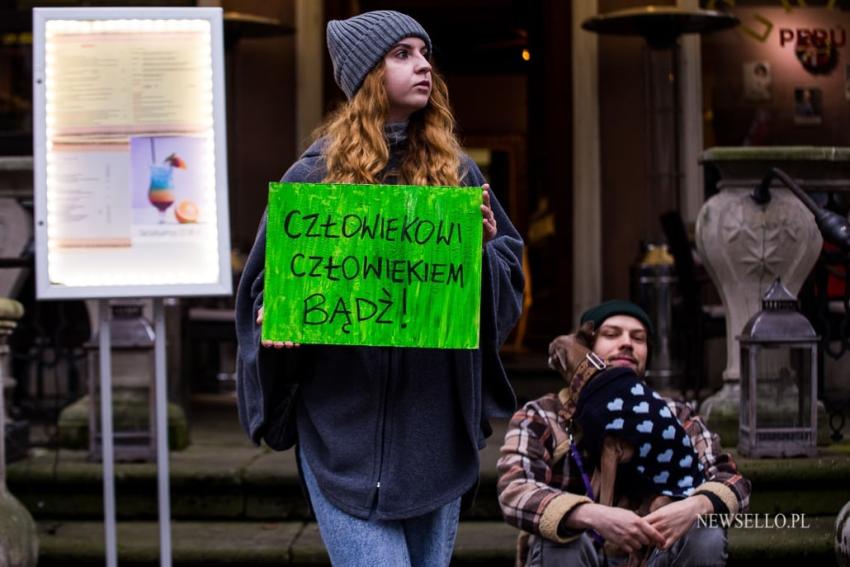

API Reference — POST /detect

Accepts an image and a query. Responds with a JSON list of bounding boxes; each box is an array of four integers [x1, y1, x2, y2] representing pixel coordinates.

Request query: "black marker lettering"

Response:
[[290, 253, 306, 277], [303, 293, 328, 325], [304, 213, 320, 237], [283, 210, 302, 238]]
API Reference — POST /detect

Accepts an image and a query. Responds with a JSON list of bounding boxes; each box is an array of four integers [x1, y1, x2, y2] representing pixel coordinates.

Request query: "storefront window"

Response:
[[701, 1, 850, 147]]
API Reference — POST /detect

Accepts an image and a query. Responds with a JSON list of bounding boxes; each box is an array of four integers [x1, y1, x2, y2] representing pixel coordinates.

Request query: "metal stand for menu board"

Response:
[[33, 8, 232, 566], [97, 301, 117, 567], [98, 298, 172, 567], [153, 299, 172, 566]]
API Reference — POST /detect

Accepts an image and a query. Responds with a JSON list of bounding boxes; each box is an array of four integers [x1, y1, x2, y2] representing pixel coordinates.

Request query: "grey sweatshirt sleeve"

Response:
[[461, 156, 525, 420], [234, 147, 325, 448], [461, 156, 525, 347]]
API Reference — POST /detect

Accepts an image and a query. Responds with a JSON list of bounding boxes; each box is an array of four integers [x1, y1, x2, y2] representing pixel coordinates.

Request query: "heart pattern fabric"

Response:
[[575, 367, 704, 499]]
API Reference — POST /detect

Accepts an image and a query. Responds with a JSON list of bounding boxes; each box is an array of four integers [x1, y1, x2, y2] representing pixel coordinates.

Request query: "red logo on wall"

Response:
[[780, 28, 843, 74]]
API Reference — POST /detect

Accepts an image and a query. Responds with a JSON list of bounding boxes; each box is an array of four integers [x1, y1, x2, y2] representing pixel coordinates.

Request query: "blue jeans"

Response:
[[300, 448, 462, 567], [527, 524, 727, 567]]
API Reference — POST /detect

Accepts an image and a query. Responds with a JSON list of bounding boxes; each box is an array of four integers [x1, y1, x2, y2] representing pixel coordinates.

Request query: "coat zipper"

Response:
[[375, 348, 393, 494]]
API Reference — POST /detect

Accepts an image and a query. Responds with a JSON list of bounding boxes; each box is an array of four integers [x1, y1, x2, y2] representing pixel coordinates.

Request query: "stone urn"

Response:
[[696, 146, 850, 445], [0, 298, 38, 566], [838, 500, 850, 567], [0, 490, 38, 567]]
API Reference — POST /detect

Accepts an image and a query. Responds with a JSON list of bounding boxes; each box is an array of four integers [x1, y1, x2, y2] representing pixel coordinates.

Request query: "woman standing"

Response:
[[236, 10, 524, 566]]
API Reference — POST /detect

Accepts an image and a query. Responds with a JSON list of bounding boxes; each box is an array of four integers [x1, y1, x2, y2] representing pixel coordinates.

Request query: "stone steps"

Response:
[[33, 518, 839, 567], [9, 394, 849, 566], [9, 428, 850, 521], [34, 520, 516, 567]]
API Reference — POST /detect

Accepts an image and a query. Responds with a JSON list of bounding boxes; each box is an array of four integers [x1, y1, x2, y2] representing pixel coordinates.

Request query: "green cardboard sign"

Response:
[[262, 182, 482, 349]]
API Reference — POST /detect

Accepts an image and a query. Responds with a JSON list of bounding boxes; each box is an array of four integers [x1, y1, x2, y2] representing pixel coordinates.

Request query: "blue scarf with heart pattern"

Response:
[[574, 367, 704, 499]]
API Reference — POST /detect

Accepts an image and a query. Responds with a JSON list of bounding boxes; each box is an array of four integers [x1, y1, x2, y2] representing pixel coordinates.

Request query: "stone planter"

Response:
[[0, 298, 38, 566], [697, 146, 850, 445], [0, 489, 38, 567], [837, 500, 850, 567]]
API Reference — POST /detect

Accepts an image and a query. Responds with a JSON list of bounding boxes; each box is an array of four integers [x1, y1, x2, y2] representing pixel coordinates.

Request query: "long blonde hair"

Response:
[[317, 63, 463, 186]]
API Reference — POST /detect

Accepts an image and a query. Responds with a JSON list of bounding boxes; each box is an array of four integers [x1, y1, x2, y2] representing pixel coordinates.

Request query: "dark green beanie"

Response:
[[580, 300, 654, 339]]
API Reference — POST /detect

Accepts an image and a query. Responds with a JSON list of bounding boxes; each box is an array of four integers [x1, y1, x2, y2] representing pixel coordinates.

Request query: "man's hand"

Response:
[[256, 306, 301, 349], [568, 503, 665, 554], [644, 495, 713, 550], [481, 184, 497, 243], [547, 323, 594, 378]]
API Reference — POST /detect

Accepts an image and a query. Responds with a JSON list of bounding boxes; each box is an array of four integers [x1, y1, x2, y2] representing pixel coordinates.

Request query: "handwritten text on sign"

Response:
[[263, 182, 482, 348]]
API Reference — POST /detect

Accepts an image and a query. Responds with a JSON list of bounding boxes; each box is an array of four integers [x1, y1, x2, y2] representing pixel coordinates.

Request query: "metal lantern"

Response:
[[738, 278, 818, 457]]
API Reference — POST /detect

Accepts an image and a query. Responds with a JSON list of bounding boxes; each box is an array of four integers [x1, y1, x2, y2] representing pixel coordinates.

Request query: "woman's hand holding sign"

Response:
[[257, 306, 301, 349], [482, 184, 497, 244]]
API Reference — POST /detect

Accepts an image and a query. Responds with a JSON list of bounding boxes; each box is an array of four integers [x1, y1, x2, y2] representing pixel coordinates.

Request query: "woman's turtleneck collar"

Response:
[[384, 120, 409, 147]]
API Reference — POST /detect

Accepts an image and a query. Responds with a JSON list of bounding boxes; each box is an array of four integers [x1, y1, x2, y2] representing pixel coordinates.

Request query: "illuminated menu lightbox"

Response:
[[33, 8, 231, 299]]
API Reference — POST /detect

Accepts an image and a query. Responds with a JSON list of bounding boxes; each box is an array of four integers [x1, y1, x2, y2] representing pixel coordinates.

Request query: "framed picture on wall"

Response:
[[793, 87, 822, 125], [743, 61, 772, 102]]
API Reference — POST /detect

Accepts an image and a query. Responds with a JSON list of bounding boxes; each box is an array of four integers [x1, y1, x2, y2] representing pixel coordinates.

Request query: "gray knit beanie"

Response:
[[326, 10, 432, 99]]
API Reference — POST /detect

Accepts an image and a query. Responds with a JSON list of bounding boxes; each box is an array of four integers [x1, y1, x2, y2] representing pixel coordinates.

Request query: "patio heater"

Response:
[[582, 6, 737, 391]]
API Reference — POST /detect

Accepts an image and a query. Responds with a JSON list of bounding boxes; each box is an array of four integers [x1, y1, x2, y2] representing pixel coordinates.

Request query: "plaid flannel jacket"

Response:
[[496, 388, 751, 565]]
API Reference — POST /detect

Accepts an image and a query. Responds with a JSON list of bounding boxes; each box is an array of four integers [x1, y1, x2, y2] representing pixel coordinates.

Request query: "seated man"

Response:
[[497, 300, 751, 567]]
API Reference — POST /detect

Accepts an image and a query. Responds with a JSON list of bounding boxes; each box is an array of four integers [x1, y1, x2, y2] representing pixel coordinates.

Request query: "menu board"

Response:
[[33, 8, 231, 299], [49, 31, 211, 137]]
